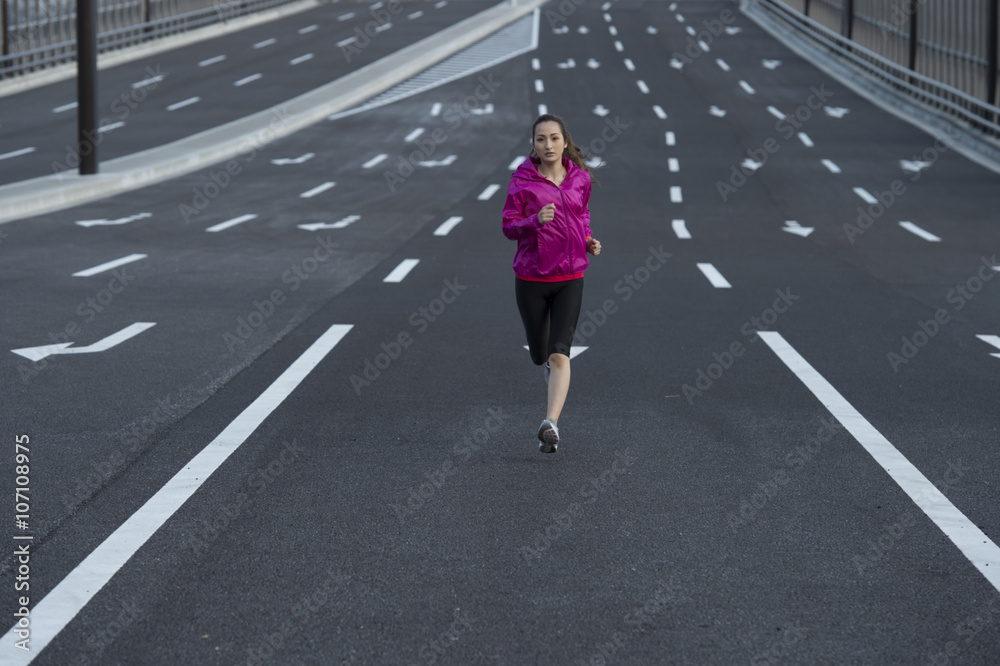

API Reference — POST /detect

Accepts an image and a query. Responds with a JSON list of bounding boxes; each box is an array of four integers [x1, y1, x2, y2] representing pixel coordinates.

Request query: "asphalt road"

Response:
[[2, 0, 999, 664]]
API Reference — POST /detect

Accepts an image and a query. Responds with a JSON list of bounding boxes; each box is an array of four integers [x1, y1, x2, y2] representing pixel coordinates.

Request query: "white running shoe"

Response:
[[537, 418, 559, 453]]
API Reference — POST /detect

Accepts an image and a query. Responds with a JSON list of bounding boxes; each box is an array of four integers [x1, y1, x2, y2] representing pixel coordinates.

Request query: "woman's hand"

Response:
[[537, 203, 556, 225], [587, 237, 602, 256]]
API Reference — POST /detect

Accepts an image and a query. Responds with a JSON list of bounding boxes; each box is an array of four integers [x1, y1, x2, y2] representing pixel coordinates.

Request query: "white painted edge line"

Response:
[[300, 182, 335, 198], [697, 262, 731, 288], [672, 219, 690, 239], [853, 187, 878, 204], [0, 147, 36, 161], [433, 216, 463, 236], [798, 132, 814, 147], [899, 221, 941, 242], [668, 158, 679, 172], [665, 131, 676, 146], [362, 153, 388, 169], [0, 324, 354, 662], [384, 258, 420, 282], [821, 158, 841, 174], [478, 184, 501, 200], [72, 253, 147, 277], [206, 213, 258, 232], [670, 185, 682, 203], [166, 97, 199, 111], [758, 331, 1000, 594], [404, 127, 425, 142]]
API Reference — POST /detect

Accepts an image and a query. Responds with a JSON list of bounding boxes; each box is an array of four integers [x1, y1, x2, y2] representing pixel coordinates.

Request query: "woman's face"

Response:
[[533, 121, 565, 166]]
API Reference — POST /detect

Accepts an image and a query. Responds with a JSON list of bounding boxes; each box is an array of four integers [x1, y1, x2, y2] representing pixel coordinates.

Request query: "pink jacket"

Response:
[[501, 156, 592, 280]]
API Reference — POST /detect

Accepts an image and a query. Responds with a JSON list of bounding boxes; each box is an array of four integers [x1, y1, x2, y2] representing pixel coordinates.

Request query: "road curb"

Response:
[[0, 0, 545, 224]]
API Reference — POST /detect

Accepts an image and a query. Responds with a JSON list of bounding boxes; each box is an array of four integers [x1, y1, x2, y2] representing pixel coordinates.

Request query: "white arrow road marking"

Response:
[[716, 58, 730, 71], [797, 132, 814, 147], [977, 335, 1000, 359], [0, 147, 36, 161], [73, 254, 147, 277], [821, 159, 841, 173], [585, 156, 606, 168], [670, 186, 683, 203], [418, 155, 457, 167], [901, 159, 933, 173], [666, 131, 676, 146], [725, 26, 741, 34], [762, 59, 782, 69], [759, 331, 1000, 595], [384, 259, 420, 283], [525, 345, 588, 359], [672, 219, 690, 239], [298, 215, 360, 231], [508, 156, 526, 169], [853, 187, 878, 204], [899, 221, 941, 242], [76, 212, 152, 227], [434, 216, 463, 236], [824, 106, 850, 118], [553, 25, 569, 34], [207, 214, 257, 232], [593, 104, 610, 117], [782, 220, 814, 237], [271, 153, 315, 165], [300, 182, 335, 198], [12, 323, 156, 361], [653, 105, 667, 119], [556, 58, 576, 69], [697, 263, 731, 288], [362, 154, 388, 169], [709, 105, 727, 117], [0, 324, 353, 660], [741, 158, 763, 172], [670, 58, 684, 70], [646, 26, 658, 34], [478, 184, 500, 200], [588, 58, 601, 69]]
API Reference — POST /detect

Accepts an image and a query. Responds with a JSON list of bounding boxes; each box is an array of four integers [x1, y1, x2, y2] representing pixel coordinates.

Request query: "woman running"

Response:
[[501, 114, 602, 453]]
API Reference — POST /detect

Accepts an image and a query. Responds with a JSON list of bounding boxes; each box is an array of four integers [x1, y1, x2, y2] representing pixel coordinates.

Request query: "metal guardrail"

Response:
[[0, 0, 298, 78], [758, 0, 1000, 139]]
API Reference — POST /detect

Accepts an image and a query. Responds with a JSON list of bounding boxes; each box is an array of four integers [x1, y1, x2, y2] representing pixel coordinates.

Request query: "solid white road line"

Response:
[[767, 105, 785, 120], [759, 331, 1000, 594], [670, 186, 682, 203], [166, 97, 200, 111], [73, 254, 147, 277], [362, 154, 388, 169], [637, 80, 650, 94], [0, 324, 354, 661], [821, 159, 841, 174], [383, 258, 420, 282], [234, 73, 262, 86], [672, 219, 690, 239], [535, 79, 544, 93], [697, 263, 731, 288], [668, 158, 679, 172], [290, 53, 314, 65], [0, 147, 36, 161], [404, 127, 425, 142], [853, 187, 878, 204], [254, 38, 276, 48], [206, 214, 258, 232], [653, 105, 667, 119], [53, 101, 78, 113], [739, 80, 755, 94], [666, 131, 676, 146], [798, 132, 814, 147], [478, 184, 501, 200], [899, 221, 941, 242], [300, 182, 335, 198], [198, 55, 226, 67], [430, 102, 442, 116], [433, 216, 463, 236]]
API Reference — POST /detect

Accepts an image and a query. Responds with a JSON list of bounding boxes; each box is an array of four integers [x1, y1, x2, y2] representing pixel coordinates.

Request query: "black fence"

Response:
[[757, 0, 1000, 138], [1, 0, 300, 79]]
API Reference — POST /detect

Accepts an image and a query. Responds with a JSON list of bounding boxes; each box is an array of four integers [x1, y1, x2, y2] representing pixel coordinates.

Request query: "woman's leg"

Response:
[[514, 278, 551, 366], [545, 279, 584, 423]]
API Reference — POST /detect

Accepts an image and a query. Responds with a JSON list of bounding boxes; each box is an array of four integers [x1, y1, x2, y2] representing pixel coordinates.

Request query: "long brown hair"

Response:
[[530, 114, 600, 185]]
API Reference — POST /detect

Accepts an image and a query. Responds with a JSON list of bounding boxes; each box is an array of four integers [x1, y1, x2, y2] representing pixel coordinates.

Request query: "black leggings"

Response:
[[515, 277, 584, 366]]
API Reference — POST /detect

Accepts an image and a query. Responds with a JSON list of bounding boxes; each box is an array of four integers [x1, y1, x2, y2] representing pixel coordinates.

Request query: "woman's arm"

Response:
[[502, 189, 540, 240]]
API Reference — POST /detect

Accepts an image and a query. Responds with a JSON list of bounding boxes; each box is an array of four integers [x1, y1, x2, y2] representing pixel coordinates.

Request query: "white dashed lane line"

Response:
[[362, 154, 388, 169], [53, 102, 77, 113], [290, 54, 314, 65], [716, 59, 730, 71], [198, 55, 226, 67], [72, 254, 147, 277], [665, 131, 676, 146], [767, 106, 785, 120], [899, 221, 941, 242], [167, 97, 200, 111], [433, 216, 463, 236], [404, 128, 425, 142], [821, 159, 841, 174], [697, 263, 731, 288], [298, 24, 318, 34], [637, 80, 649, 94], [478, 184, 501, 200], [234, 73, 262, 87], [798, 133, 814, 147], [206, 214, 257, 233], [670, 186, 682, 203], [739, 80, 755, 94], [853, 187, 878, 204], [300, 182, 335, 198], [672, 219, 690, 239], [668, 158, 679, 172], [0, 147, 36, 161], [653, 105, 667, 119], [624, 58, 635, 71], [383, 259, 420, 283], [535, 79, 544, 93], [254, 38, 276, 48]]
